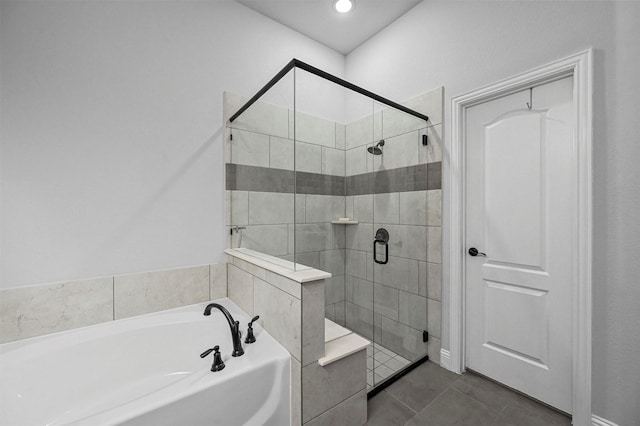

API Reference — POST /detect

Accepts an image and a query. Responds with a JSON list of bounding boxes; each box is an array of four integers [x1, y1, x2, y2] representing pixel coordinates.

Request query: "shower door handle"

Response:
[[373, 228, 390, 265], [373, 239, 389, 265]]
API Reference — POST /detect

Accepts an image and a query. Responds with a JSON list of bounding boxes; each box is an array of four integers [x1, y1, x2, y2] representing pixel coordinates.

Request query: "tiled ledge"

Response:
[[224, 248, 331, 283], [319, 318, 370, 367]]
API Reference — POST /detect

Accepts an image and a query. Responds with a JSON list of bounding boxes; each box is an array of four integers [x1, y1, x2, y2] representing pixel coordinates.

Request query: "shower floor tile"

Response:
[[366, 342, 412, 391]]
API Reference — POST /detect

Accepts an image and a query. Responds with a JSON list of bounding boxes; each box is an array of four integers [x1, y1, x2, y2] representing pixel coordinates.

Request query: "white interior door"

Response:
[[465, 77, 575, 413]]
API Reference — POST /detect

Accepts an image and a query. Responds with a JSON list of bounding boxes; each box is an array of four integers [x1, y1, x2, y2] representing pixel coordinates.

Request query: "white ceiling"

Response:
[[235, 0, 423, 55]]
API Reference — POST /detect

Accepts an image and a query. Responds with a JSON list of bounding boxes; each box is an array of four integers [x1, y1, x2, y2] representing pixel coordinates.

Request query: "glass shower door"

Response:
[[370, 101, 430, 388]]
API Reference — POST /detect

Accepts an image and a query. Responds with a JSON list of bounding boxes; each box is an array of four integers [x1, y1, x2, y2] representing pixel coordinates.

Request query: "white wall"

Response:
[[0, 0, 344, 287], [346, 1, 640, 424]]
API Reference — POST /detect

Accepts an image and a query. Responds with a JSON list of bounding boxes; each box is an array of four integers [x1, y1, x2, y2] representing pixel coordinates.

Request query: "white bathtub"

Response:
[[0, 299, 290, 426]]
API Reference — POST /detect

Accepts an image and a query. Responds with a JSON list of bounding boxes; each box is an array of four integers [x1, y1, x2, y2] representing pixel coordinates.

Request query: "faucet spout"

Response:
[[203, 303, 244, 357]]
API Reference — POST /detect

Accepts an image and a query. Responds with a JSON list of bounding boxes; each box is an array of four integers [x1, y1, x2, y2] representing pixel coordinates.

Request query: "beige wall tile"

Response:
[[114, 265, 209, 319], [254, 277, 301, 361], [302, 280, 325, 366], [227, 264, 254, 316], [0, 277, 113, 343], [210, 262, 227, 300]]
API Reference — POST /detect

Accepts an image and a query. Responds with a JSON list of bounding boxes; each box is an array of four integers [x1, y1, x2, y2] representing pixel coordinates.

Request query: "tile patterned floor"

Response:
[[366, 343, 411, 391], [366, 361, 572, 426]]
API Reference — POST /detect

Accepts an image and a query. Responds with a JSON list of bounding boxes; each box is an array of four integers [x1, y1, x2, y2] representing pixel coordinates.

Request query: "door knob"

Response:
[[468, 247, 487, 257]]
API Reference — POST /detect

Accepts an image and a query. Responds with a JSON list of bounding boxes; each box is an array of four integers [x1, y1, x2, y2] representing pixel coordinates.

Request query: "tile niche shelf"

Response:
[[330, 220, 359, 225]]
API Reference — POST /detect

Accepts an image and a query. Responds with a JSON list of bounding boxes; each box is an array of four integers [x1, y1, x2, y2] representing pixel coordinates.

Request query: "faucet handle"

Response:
[[245, 315, 260, 344], [200, 346, 216, 358], [200, 345, 225, 372]]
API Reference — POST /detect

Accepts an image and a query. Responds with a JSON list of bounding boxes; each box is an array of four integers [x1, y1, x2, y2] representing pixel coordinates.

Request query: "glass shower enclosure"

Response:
[[225, 59, 436, 392]]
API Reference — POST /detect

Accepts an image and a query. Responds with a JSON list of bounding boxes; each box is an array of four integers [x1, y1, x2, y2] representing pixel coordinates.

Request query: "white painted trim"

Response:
[[447, 49, 593, 425], [591, 414, 620, 426], [439, 348, 451, 370]]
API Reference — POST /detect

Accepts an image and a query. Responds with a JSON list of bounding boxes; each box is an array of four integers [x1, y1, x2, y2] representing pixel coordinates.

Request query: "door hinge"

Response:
[[423, 330, 429, 342]]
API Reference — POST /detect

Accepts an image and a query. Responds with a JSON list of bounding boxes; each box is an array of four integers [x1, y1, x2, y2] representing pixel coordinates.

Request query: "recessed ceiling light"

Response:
[[333, 0, 354, 13]]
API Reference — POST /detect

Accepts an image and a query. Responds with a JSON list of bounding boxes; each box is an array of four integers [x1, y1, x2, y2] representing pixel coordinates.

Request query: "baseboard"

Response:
[[592, 414, 619, 426], [439, 348, 452, 370]]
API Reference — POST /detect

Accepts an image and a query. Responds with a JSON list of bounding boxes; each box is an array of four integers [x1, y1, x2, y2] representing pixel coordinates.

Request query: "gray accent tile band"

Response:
[[346, 163, 442, 195], [226, 162, 442, 195]]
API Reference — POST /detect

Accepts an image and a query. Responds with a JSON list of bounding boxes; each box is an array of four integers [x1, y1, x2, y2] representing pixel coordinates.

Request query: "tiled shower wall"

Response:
[[342, 89, 443, 362], [225, 87, 443, 364], [224, 92, 349, 327]]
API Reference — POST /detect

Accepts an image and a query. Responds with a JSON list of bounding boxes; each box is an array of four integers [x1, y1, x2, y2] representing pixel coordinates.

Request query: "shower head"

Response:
[[367, 140, 385, 155]]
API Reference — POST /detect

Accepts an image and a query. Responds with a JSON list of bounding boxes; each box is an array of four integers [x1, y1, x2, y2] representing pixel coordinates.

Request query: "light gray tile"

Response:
[[353, 195, 373, 222], [230, 190, 249, 226], [345, 196, 354, 219], [351, 277, 373, 311], [346, 115, 374, 150], [210, 262, 227, 300], [400, 190, 427, 225], [295, 252, 321, 270], [373, 255, 420, 294], [374, 284, 399, 321], [345, 301, 376, 341], [427, 299, 441, 339], [230, 129, 270, 168], [419, 261, 428, 297], [382, 108, 425, 139], [248, 192, 294, 225], [0, 277, 113, 343], [373, 131, 420, 170], [226, 92, 289, 138], [302, 280, 325, 365], [114, 265, 209, 319], [427, 262, 442, 301], [345, 222, 374, 252], [270, 136, 294, 170], [346, 146, 367, 176], [242, 224, 289, 256], [399, 291, 427, 330], [304, 390, 367, 426], [295, 223, 341, 253], [374, 192, 400, 224], [254, 277, 301, 360], [265, 270, 302, 299], [380, 316, 428, 361], [296, 142, 322, 174], [335, 123, 346, 150], [292, 358, 302, 426], [427, 226, 442, 263], [385, 224, 428, 261], [227, 264, 254, 316], [305, 195, 345, 223], [322, 147, 346, 177], [295, 111, 335, 148], [324, 276, 345, 305], [319, 249, 345, 275], [403, 86, 444, 127], [334, 301, 346, 326], [426, 189, 442, 226], [302, 350, 366, 422], [296, 194, 306, 224], [345, 249, 367, 280], [419, 124, 443, 166], [232, 257, 267, 281], [325, 304, 335, 321]]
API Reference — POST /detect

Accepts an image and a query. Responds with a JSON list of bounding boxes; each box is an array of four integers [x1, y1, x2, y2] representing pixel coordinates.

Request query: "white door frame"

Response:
[[447, 49, 593, 425]]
